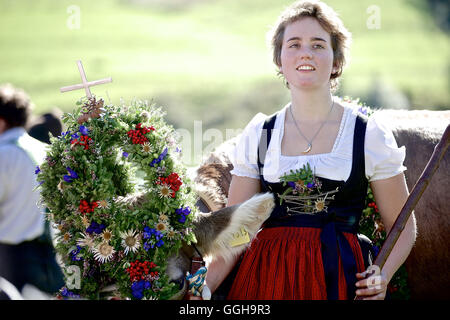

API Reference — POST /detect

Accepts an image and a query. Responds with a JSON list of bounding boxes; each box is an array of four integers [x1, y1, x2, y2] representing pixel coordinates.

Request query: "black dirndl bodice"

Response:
[[256, 111, 370, 300]]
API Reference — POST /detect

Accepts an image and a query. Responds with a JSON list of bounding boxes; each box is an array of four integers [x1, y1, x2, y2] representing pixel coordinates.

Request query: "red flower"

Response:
[[156, 173, 183, 198], [127, 123, 155, 145], [71, 135, 93, 150], [79, 200, 98, 214], [126, 260, 158, 282]]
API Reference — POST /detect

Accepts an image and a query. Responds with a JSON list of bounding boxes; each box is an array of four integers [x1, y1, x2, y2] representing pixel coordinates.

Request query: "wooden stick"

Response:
[[355, 124, 450, 299]]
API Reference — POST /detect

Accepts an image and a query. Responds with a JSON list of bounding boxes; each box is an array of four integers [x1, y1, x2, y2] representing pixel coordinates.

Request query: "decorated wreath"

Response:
[[36, 96, 197, 300]]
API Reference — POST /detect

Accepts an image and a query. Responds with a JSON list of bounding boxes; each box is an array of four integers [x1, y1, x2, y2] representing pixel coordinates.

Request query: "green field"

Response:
[[1, 0, 448, 137]]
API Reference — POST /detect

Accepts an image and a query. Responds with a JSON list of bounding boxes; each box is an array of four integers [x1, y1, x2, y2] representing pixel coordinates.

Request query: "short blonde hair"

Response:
[[268, 0, 352, 91]]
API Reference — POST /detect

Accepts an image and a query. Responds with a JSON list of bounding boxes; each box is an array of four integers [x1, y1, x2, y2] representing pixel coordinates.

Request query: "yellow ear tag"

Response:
[[229, 227, 251, 247]]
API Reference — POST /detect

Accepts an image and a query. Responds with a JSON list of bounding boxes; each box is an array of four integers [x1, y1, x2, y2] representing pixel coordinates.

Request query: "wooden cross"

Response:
[[60, 60, 112, 98]]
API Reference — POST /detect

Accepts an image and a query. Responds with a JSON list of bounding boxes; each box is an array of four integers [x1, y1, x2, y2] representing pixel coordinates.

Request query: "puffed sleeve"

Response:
[[365, 113, 407, 182], [228, 112, 267, 179]]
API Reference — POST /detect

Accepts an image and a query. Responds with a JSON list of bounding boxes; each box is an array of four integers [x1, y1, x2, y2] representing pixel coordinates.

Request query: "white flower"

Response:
[[98, 200, 109, 209], [77, 232, 95, 252], [93, 241, 115, 264], [158, 183, 172, 199], [119, 229, 140, 255], [158, 213, 169, 222], [155, 221, 169, 233]]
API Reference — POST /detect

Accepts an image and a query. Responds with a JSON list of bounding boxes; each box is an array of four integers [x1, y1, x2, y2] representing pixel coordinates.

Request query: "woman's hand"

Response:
[[355, 268, 388, 300]]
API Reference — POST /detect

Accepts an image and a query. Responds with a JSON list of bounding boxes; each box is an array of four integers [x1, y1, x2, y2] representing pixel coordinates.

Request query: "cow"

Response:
[[191, 109, 450, 300]]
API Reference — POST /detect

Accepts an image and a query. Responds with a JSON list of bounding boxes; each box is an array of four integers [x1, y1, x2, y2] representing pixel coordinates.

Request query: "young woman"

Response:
[[204, 0, 417, 300]]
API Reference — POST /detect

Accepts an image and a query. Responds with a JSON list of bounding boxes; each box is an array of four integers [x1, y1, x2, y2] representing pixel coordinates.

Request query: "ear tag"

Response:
[[229, 227, 251, 247]]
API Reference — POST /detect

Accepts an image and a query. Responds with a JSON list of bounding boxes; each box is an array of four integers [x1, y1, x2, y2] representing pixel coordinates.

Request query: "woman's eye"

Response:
[[289, 43, 299, 48], [313, 44, 324, 49]]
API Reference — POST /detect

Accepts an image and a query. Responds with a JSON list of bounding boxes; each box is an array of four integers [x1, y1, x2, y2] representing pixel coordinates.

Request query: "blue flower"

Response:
[[66, 167, 78, 179], [59, 130, 71, 139], [143, 226, 154, 240], [143, 227, 164, 250], [70, 245, 83, 261], [35, 166, 40, 174], [63, 167, 78, 183], [306, 181, 315, 188], [86, 221, 106, 234], [131, 280, 144, 292], [122, 151, 129, 158], [143, 241, 152, 252], [60, 287, 80, 299], [287, 181, 296, 189], [131, 280, 150, 300], [131, 281, 144, 299], [79, 125, 89, 136], [150, 147, 168, 167], [175, 206, 191, 224]]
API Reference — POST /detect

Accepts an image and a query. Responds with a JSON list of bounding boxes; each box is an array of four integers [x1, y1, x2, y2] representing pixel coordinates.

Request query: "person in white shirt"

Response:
[[0, 84, 63, 299]]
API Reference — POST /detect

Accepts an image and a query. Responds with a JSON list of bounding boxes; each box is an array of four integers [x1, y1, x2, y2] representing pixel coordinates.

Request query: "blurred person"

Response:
[[0, 84, 64, 299], [27, 109, 64, 144]]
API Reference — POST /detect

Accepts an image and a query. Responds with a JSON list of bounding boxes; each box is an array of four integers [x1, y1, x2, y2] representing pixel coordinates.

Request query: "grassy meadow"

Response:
[[0, 0, 448, 164]]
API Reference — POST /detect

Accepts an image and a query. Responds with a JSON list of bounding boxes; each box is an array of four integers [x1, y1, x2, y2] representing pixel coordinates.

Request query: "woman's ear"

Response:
[[331, 61, 340, 76]]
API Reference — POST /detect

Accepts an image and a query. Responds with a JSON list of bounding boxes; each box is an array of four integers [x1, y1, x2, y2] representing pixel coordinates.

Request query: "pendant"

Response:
[[303, 143, 312, 154]]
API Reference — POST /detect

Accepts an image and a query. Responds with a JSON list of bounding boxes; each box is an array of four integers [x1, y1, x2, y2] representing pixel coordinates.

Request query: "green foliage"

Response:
[[37, 97, 197, 299], [354, 100, 411, 299]]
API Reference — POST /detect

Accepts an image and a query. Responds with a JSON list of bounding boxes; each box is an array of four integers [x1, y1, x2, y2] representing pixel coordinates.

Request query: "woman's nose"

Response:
[[299, 47, 313, 60]]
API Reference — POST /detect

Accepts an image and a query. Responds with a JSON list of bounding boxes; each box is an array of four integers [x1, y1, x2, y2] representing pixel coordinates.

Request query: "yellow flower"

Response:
[[63, 232, 71, 243], [102, 229, 113, 242], [156, 221, 168, 233], [142, 142, 151, 153], [158, 213, 169, 222], [314, 199, 326, 213], [166, 229, 177, 240]]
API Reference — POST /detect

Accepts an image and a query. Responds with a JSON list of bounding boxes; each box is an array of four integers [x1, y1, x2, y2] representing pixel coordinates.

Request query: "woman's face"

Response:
[[280, 17, 336, 91]]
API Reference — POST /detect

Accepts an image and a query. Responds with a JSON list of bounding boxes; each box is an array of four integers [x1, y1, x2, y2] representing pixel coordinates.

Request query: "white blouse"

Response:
[[229, 99, 406, 183]]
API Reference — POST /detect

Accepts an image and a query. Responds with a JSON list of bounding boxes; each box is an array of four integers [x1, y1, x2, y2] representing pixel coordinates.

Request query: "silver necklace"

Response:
[[289, 100, 335, 154]]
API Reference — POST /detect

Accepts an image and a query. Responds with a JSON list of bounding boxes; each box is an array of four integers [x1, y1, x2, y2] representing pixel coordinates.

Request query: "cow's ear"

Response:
[[195, 193, 274, 262]]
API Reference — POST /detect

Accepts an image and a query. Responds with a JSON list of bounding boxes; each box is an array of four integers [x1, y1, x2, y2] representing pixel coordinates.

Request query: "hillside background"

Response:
[[0, 0, 448, 164]]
